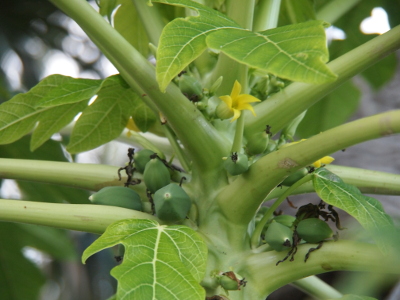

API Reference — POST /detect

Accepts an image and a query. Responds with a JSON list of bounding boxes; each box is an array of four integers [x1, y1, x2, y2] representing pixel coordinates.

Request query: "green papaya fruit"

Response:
[[89, 186, 142, 211], [246, 131, 270, 156], [296, 218, 333, 243], [280, 168, 308, 186], [273, 215, 296, 228], [264, 221, 293, 252], [224, 153, 248, 175], [153, 183, 191, 223], [133, 149, 154, 173], [143, 157, 171, 194]]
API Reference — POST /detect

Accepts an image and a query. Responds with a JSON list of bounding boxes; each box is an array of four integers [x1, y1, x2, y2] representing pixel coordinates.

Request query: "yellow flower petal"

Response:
[[237, 103, 257, 116], [219, 95, 233, 108], [319, 156, 335, 165], [235, 94, 261, 104], [231, 109, 241, 122], [231, 80, 241, 99]]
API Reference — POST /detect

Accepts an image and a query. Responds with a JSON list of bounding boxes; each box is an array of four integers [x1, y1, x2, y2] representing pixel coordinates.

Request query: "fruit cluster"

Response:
[[257, 202, 343, 264], [89, 148, 192, 223]]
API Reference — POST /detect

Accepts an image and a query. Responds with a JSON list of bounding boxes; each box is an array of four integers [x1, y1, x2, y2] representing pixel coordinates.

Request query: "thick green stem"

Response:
[[292, 276, 343, 300], [0, 158, 135, 192], [253, 0, 281, 32], [0, 199, 159, 234], [49, 0, 228, 173], [218, 110, 400, 224], [316, 0, 361, 24], [242, 240, 400, 298], [244, 24, 400, 138], [231, 114, 245, 153]]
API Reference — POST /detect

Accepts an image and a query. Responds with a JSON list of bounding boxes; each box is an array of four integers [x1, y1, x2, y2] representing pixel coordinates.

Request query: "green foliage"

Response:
[[313, 168, 397, 253], [0, 0, 400, 299], [154, 0, 336, 91], [82, 219, 207, 300], [0, 74, 156, 153]]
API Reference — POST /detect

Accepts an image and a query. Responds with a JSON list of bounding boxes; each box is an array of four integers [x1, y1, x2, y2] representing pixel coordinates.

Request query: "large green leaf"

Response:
[[66, 76, 136, 153], [153, 0, 239, 91], [297, 80, 361, 138], [34, 78, 102, 107], [206, 20, 337, 84], [31, 100, 88, 151], [154, 0, 335, 90], [82, 219, 207, 300], [0, 75, 70, 145], [313, 168, 397, 253]]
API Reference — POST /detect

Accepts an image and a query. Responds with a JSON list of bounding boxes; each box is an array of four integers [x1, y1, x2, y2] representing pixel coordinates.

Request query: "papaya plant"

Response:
[[1, 0, 400, 299]]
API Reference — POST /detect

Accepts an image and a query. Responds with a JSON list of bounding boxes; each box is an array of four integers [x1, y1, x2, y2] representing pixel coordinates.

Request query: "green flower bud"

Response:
[[89, 186, 143, 211], [154, 183, 191, 223], [296, 218, 333, 243]]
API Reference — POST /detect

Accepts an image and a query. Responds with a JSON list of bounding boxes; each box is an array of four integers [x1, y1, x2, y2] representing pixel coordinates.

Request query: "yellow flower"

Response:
[[218, 80, 261, 122], [281, 139, 334, 168]]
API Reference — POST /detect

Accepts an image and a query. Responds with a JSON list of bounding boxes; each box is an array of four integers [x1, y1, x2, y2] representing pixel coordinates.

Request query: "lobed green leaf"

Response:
[[82, 219, 207, 300], [34, 78, 102, 107], [206, 20, 337, 84], [313, 168, 397, 253], [66, 75, 137, 153], [153, 0, 239, 91]]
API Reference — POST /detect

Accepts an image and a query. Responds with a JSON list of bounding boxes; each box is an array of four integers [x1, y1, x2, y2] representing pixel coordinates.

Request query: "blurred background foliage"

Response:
[[0, 0, 399, 299]]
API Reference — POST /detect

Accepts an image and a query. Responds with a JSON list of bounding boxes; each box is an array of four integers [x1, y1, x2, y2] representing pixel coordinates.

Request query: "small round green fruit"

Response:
[[133, 149, 154, 173], [89, 186, 142, 211], [153, 183, 191, 223], [143, 158, 171, 194], [224, 153, 248, 175], [264, 221, 293, 252], [296, 218, 333, 243]]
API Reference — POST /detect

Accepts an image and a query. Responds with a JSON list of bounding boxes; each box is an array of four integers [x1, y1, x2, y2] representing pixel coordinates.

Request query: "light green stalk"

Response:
[[292, 276, 343, 300], [0, 199, 159, 234], [253, 0, 281, 32], [243, 240, 400, 298]]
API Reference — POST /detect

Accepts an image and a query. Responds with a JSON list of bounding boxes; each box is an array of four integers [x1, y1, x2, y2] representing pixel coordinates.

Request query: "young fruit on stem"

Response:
[[153, 183, 191, 223], [143, 154, 171, 194], [89, 186, 143, 211], [224, 152, 249, 175]]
